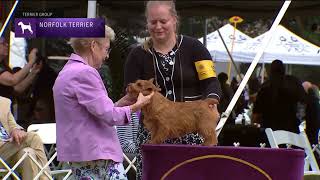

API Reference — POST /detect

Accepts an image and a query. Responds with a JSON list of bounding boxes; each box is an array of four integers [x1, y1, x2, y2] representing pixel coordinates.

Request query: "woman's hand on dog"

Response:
[[130, 92, 154, 112], [115, 94, 137, 107]]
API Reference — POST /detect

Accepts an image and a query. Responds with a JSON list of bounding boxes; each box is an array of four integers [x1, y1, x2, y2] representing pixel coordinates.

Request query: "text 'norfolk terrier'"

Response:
[[127, 79, 219, 146]]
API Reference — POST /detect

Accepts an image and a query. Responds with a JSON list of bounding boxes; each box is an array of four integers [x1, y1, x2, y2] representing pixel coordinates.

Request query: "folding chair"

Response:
[[0, 156, 20, 180], [265, 128, 320, 175], [116, 112, 139, 175], [27, 123, 72, 180], [1, 146, 53, 180], [123, 153, 137, 173]]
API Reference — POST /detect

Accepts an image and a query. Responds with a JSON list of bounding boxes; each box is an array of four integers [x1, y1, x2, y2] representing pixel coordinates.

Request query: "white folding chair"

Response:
[[1, 145, 53, 180], [0, 156, 21, 180], [27, 123, 72, 180], [265, 128, 320, 174], [115, 112, 140, 174], [123, 153, 137, 173]]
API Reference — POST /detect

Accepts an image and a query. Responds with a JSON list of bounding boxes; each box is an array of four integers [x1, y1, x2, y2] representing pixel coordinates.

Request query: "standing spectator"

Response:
[[303, 81, 320, 145], [252, 60, 306, 133], [53, 25, 153, 179], [0, 37, 42, 127], [248, 77, 261, 104], [124, 1, 221, 179], [0, 37, 42, 101], [230, 75, 248, 116], [218, 72, 235, 124]]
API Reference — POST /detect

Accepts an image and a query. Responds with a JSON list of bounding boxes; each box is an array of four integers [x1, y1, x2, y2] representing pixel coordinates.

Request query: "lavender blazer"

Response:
[[53, 53, 131, 162]]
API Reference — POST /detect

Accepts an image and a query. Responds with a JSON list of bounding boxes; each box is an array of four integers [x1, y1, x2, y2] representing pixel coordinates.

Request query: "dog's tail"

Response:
[[204, 98, 219, 105]]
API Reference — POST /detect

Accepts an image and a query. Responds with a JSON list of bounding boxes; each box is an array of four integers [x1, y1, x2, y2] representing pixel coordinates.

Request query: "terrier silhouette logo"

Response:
[[17, 21, 33, 34]]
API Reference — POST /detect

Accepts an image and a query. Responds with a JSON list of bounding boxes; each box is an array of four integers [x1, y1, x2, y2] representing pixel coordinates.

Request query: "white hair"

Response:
[[69, 25, 115, 54]]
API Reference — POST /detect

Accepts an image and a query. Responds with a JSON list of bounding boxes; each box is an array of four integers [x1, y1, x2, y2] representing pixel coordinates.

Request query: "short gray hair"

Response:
[[69, 25, 115, 54]]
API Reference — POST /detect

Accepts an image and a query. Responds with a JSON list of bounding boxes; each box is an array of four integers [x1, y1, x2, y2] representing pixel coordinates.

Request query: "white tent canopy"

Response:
[[214, 25, 320, 65], [199, 24, 253, 62]]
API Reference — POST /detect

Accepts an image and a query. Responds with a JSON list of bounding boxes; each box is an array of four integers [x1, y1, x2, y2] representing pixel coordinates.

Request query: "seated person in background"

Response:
[[0, 96, 50, 180]]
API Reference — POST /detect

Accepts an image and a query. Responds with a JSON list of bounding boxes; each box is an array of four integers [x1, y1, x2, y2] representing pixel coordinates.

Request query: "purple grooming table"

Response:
[[142, 144, 304, 180]]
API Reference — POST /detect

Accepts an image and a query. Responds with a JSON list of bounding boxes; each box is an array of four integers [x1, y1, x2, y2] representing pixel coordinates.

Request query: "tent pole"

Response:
[[216, 0, 292, 136], [213, 24, 242, 80]]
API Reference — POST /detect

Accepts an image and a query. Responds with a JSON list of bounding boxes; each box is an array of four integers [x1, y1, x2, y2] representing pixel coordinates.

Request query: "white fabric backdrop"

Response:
[[212, 25, 320, 65], [199, 23, 253, 62]]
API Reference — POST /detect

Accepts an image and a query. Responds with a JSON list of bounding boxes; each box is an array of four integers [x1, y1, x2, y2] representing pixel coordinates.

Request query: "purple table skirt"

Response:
[[142, 144, 304, 180]]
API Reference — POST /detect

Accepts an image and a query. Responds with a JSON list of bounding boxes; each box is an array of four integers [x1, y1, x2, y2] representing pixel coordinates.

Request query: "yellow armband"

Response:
[[195, 60, 216, 80]]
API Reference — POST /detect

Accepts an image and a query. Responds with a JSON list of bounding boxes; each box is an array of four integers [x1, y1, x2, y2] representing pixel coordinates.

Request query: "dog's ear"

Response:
[[148, 78, 154, 83]]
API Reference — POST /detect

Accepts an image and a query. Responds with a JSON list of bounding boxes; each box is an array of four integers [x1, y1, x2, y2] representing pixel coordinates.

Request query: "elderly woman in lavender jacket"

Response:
[[53, 25, 153, 179]]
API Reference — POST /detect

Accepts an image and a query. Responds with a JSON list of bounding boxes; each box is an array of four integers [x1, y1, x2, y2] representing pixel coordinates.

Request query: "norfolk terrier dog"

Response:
[[127, 79, 219, 146]]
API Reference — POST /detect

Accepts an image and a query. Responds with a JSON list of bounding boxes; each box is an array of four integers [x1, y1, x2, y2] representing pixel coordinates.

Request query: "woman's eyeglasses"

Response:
[[94, 40, 112, 54], [106, 48, 112, 54]]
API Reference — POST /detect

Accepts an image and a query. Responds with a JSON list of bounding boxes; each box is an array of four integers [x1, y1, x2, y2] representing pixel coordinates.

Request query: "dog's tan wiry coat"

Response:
[[128, 79, 219, 146]]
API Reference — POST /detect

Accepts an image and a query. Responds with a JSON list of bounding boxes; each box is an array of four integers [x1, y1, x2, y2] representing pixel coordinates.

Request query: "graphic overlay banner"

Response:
[[14, 18, 105, 38], [14, 9, 64, 18], [142, 144, 304, 180]]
